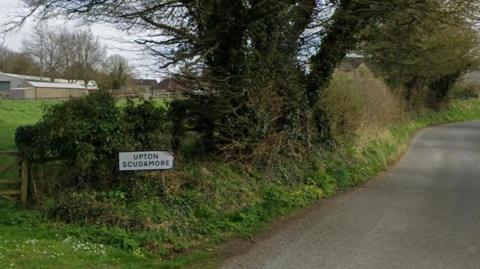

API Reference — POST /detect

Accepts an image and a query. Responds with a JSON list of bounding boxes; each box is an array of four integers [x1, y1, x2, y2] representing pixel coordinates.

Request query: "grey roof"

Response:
[[346, 53, 365, 59], [26, 81, 89, 90], [0, 72, 98, 90], [134, 79, 160, 88]]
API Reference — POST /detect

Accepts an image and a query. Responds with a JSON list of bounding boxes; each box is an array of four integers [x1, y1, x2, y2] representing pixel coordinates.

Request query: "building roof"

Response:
[[346, 53, 365, 59], [158, 78, 189, 92], [0, 72, 48, 82], [0, 72, 98, 90], [134, 79, 160, 88], [26, 81, 90, 90], [339, 55, 365, 72]]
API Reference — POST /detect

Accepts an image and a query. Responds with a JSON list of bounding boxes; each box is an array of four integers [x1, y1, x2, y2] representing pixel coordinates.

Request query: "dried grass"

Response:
[[322, 65, 406, 145]]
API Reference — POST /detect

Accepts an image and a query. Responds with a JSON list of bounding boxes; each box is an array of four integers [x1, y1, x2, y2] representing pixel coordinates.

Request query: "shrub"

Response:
[[320, 66, 405, 144], [451, 82, 480, 99], [15, 92, 172, 190], [123, 98, 171, 150], [16, 91, 126, 187], [50, 190, 149, 230], [0, 200, 46, 226]]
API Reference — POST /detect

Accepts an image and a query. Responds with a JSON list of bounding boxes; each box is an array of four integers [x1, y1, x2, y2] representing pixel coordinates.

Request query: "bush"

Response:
[[320, 66, 405, 144], [123, 98, 171, 150], [50, 190, 149, 230], [450, 82, 480, 99], [0, 200, 46, 226], [15, 92, 171, 190], [16, 91, 126, 187]]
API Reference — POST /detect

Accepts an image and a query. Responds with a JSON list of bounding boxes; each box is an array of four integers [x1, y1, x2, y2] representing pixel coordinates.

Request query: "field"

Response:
[[0, 100, 54, 151]]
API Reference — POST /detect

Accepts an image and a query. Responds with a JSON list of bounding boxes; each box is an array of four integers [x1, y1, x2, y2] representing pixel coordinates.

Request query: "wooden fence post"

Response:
[[20, 159, 28, 204]]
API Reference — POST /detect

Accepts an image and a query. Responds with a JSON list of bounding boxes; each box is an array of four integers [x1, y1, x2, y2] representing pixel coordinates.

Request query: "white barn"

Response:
[[0, 72, 98, 100]]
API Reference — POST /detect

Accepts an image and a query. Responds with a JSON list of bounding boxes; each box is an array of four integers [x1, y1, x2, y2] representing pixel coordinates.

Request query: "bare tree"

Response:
[[57, 29, 79, 82], [24, 26, 107, 83], [0, 46, 39, 75], [23, 23, 64, 81], [75, 30, 106, 86], [0, 45, 10, 71], [22, 23, 47, 79], [103, 54, 132, 90], [43, 30, 62, 81]]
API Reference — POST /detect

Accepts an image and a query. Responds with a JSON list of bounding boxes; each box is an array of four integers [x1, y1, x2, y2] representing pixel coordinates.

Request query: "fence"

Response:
[[0, 151, 28, 204]]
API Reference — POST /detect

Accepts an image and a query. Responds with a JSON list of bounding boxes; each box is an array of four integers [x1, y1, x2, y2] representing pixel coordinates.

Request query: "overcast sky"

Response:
[[0, 0, 162, 80]]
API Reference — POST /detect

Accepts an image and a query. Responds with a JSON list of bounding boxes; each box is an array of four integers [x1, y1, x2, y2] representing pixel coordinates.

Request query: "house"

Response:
[[157, 78, 190, 94], [133, 79, 161, 91], [158, 78, 202, 96], [132, 78, 192, 97], [338, 54, 365, 72], [0, 72, 98, 100], [130, 78, 165, 97]]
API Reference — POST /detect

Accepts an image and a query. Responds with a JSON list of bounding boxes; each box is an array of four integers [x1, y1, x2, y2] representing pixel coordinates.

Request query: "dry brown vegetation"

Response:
[[322, 65, 406, 145]]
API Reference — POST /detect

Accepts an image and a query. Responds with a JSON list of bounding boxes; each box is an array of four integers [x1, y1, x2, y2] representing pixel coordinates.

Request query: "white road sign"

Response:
[[119, 151, 174, 171]]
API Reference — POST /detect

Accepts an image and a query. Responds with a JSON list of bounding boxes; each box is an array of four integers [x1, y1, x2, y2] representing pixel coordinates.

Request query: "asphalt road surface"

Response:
[[222, 121, 480, 269]]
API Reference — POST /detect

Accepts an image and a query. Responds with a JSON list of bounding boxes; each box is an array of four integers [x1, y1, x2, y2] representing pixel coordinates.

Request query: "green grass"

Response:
[[0, 100, 55, 151], [0, 99, 161, 269], [0, 201, 164, 269], [2, 99, 480, 268], [0, 100, 56, 180]]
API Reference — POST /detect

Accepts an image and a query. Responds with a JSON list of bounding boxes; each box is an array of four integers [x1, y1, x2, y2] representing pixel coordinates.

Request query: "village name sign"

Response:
[[119, 151, 174, 171]]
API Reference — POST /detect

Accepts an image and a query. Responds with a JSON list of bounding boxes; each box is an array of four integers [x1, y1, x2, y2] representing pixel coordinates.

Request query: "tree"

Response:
[[0, 46, 40, 75], [306, 0, 439, 106], [23, 26, 107, 84], [103, 54, 132, 90], [23, 23, 63, 81], [12, 0, 480, 158], [22, 23, 48, 79], [57, 29, 80, 82], [75, 30, 106, 86], [361, 2, 480, 108], [43, 31, 63, 81]]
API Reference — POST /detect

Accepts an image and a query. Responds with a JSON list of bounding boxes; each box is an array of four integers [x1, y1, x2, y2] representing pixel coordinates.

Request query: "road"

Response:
[[221, 121, 480, 269]]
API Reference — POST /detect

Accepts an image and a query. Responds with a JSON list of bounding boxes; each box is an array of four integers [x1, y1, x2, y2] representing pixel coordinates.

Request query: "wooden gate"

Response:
[[0, 151, 28, 204]]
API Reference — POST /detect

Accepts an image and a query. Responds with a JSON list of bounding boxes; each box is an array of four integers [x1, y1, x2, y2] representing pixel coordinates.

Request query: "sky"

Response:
[[0, 0, 162, 80]]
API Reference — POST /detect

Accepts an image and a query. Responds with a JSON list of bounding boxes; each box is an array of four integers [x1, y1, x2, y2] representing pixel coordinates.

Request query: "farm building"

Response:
[[158, 78, 202, 96], [0, 72, 98, 100], [127, 78, 192, 97], [134, 79, 161, 91], [157, 78, 189, 94]]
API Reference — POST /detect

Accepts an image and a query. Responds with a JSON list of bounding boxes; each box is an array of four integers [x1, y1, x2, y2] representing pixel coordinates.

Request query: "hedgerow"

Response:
[[15, 91, 171, 189], [10, 72, 480, 265]]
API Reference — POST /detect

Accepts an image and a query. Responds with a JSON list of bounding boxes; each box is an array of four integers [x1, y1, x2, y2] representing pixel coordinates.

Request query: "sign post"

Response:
[[119, 151, 174, 171]]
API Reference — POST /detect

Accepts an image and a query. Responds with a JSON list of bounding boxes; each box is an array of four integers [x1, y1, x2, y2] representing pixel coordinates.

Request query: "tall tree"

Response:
[[306, 0, 437, 106], [103, 54, 132, 90], [361, 1, 480, 108], [75, 30, 106, 86], [43, 30, 62, 81], [22, 23, 47, 79], [12, 0, 480, 157], [23, 23, 64, 81], [0, 46, 40, 75], [57, 29, 79, 82]]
